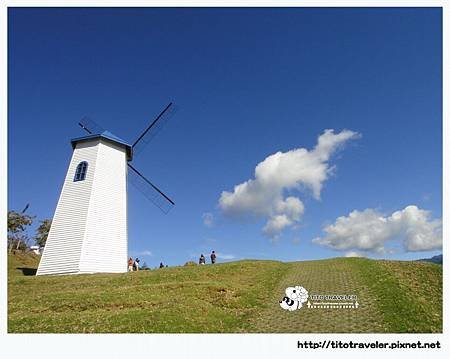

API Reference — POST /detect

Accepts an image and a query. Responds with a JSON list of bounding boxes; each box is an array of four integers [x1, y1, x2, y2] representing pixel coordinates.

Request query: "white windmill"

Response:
[[36, 103, 176, 275]]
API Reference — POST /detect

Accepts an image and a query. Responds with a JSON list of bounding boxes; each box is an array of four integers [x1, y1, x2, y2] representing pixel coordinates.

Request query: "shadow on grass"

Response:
[[17, 267, 37, 276]]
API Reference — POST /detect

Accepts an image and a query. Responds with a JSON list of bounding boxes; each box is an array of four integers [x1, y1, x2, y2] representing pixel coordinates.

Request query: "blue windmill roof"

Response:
[[71, 130, 133, 161]]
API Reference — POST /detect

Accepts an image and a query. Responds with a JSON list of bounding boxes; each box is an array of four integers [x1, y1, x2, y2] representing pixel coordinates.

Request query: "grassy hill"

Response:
[[8, 253, 442, 333]]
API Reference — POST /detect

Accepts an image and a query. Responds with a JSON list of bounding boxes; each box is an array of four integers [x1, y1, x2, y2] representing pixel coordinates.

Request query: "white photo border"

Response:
[[0, 1, 447, 358]]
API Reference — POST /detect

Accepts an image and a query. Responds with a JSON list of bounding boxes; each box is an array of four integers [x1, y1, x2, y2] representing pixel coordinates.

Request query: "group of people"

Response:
[[127, 257, 140, 271], [199, 250, 216, 265], [127, 250, 218, 271]]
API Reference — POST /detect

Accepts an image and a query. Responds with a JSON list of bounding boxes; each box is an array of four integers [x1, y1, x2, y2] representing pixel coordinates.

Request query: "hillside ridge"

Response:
[[8, 253, 442, 333]]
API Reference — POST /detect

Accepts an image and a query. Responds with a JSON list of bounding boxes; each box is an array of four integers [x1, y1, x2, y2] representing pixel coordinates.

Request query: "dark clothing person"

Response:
[[210, 251, 217, 264], [199, 254, 206, 265], [159, 262, 164, 268], [134, 258, 140, 271]]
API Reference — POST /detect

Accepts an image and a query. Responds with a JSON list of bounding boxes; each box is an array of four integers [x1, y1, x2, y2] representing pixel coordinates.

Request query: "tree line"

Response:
[[7, 208, 51, 253]]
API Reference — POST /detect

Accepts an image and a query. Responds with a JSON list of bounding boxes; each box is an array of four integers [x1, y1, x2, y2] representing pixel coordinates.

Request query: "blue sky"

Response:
[[8, 8, 442, 267]]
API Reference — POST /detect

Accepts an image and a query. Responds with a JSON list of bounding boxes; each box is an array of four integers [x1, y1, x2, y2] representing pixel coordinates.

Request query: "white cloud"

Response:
[[202, 212, 214, 227], [131, 250, 153, 257], [219, 129, 360, 239], [345, 251, 364, 257], [313, 205, 442, 254], [216, 253, 236, 260], [263, 214, 293, 239]]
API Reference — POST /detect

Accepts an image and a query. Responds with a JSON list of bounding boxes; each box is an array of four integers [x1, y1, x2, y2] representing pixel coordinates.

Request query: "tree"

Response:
[[184, 261, 197, 266], [34, 219, 52, 247], [141, 261, 149, 270], [7, 210, 34, 252]]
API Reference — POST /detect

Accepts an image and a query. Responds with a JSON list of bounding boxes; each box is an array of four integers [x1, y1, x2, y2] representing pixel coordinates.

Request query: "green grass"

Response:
[[8, 253, 442, 333], [357, 259, 442, 332]]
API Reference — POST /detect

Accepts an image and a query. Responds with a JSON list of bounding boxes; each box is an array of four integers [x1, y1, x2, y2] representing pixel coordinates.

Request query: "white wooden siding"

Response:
[[79, 140, 128, 273], [37, 138, 128, 275]]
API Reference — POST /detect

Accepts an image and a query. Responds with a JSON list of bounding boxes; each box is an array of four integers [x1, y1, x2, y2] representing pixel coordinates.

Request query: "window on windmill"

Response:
[[74, 161, 88, 182]]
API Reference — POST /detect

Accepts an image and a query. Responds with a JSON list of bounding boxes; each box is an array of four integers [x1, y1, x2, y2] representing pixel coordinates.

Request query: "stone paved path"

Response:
[[250, 258, 388, 333]]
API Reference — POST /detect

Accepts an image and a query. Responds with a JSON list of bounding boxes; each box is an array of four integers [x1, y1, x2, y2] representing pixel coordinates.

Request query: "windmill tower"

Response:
[[36, 103, 176, 275]]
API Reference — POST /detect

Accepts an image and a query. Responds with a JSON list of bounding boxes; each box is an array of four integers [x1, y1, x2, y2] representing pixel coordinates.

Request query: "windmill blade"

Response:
[[78, 116, 105, 135], [132, 102, 177, 157], [128, 163, 175, 214]]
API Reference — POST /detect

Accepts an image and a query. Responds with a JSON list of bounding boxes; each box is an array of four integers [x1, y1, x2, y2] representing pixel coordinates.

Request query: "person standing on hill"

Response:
[[210, 251, 217, 264], [199, 254, 206, 265], [128, 257, 134, 272], [134, 257, 140, 271]]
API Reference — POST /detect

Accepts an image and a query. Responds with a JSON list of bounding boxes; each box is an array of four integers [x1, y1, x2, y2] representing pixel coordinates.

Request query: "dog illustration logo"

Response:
[[279, 286, 309, 311]]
